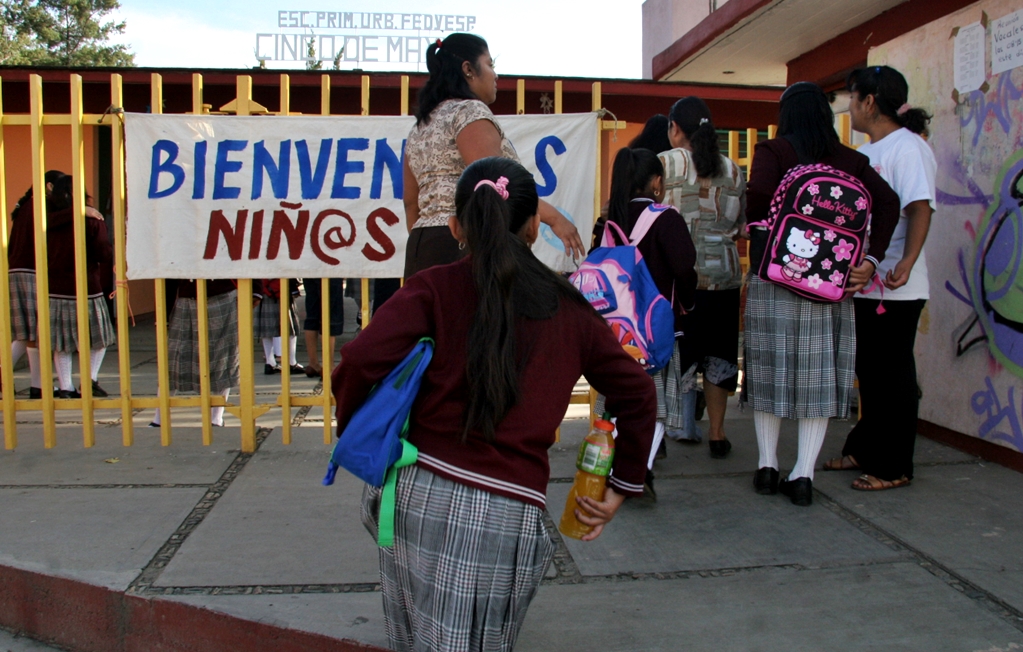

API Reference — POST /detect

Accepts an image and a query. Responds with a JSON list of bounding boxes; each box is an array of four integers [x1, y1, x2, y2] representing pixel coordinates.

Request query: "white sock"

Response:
[[90, 347, 106, 382], [151, 407, 161, 426], [791, 418, 829, 481], [211, 388, 230, 426], [27, 347, 41, 388], [262, 338, 276, 366], [54, 351, 74, 391], [11, 340, 27, 365], [754, 410, 782, 470], [273, 336, 282, 357], [647, 422, 665, 470], [288, 336, 297, 365]]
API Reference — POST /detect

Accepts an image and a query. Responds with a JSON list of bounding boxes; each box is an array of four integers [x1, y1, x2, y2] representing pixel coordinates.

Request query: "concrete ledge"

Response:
[[918, 419, 1023, 474], [0, 564, 387, 652]]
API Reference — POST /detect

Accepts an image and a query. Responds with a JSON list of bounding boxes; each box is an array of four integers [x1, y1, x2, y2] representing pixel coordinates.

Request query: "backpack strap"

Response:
[[601, 219, 631, 247], [628, 205, 663, 245], [377, 435, 419, 547]]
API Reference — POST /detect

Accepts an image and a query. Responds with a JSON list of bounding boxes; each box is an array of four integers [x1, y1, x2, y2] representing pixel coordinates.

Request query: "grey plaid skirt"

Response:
[[253, 297, 298, 340], [743, 275, 855, 419], [49, 296, 116, 353], [593, 366, 666, 423], [361, 465, 554, 652], [664, 342, 699, 430], [168, 290, 239, 394], [9, 272, 38, 341]]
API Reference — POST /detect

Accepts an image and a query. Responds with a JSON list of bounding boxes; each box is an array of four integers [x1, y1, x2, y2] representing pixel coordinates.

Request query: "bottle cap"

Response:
[[593, 419, 615, 432]]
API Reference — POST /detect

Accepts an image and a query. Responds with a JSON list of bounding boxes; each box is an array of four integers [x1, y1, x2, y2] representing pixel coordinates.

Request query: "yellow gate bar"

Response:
[[109, 74, 134, 445], [70, 74, 95, 446], [554, 81, 562, 115], [236, 75, 259, 453], [517, 79, 525, 115], [151, 73, 172, 446], [320, 278, 331, 445], [279, 74, 294, 445], [0, 76, 16, 449], [29, 74, 56, 447]]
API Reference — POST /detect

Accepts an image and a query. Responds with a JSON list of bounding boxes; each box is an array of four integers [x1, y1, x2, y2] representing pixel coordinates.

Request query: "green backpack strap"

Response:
[[377, 435, 418, 547]]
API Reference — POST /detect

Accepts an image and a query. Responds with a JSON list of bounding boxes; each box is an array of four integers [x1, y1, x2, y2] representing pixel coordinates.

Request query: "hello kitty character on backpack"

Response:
[[781, 228, 821, 282]]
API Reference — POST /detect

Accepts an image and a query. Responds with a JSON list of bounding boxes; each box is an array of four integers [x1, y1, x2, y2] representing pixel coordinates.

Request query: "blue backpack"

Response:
[[322, 337, 433, 546], [569, 205, 675, 372]]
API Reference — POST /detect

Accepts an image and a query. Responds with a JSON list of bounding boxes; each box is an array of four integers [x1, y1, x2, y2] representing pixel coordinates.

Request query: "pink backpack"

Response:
[[753, 164, 872, 302]]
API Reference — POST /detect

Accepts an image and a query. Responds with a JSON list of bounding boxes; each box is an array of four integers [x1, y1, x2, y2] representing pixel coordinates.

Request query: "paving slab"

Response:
[[0, 628, 64, 652], [547, 475, 906, 577], [168, 592, 389, 650], [517, 563, 1023, 652], [0, 426, 235, 486], [0, 486, 206, 590], [155, 429, 379, 587], [814, 460, 1023, 614]]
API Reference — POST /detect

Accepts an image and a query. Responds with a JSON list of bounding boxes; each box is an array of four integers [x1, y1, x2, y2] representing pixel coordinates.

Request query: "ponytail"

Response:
[[847, 66, 932, 136], [608, 147, 665, 234], [669, 96, 724, 179], [453, 157, 591, 442]]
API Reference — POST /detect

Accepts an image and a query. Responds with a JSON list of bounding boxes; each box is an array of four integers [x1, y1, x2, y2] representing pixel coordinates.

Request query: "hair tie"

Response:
[[435, 38, 442, 50], [896, 103, 912, 116], [699, 118, 709, 126], [474, 176, 510, 200]]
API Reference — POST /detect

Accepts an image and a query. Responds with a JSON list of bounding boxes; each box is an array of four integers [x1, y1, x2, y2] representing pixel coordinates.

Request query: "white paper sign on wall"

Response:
[[954, 21, 987, 93], [992, 9, 1023, 76]]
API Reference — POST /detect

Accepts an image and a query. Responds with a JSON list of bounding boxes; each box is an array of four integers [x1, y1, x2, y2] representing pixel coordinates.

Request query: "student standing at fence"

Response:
[[43, 176, 116, 398], [823, 66, 936, 491], [150, 279, 263, 427], [659, 97, 747, 457], [744, 82, 900, 506], [255, 278, 302, 375], [336, 157, 655, 652], [7, 170, 66, 399], [301, 277, 344, 379], [402, 33, 584, 277]]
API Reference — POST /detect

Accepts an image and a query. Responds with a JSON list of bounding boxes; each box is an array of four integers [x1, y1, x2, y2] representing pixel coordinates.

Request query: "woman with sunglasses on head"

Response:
[[823, 66, 936, 492], [402, 33, 584, 277]]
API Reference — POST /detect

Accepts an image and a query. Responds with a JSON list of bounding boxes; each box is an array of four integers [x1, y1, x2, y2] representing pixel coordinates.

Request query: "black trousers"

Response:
[[403, 225, 465, 278], [842, 298, 926, 480]]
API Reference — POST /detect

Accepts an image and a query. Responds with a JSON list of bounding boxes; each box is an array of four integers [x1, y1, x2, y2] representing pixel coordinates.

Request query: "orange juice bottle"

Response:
[[559, 417, 616, 540]]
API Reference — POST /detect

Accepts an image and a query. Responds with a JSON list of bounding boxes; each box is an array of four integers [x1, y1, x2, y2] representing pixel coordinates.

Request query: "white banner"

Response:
[[124, 112, 597, 279]]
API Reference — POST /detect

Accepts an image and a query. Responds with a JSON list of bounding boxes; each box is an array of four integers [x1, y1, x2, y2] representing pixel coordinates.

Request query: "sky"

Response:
[[109, 0, 647, 78]]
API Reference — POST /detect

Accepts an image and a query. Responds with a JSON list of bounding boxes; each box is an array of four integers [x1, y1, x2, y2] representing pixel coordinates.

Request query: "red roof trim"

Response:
[[651, 0, 776, 81]]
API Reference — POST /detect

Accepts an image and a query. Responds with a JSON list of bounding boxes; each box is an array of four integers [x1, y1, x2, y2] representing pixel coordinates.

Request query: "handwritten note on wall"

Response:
[[993, 9, 1023, 76], [955, 22, 987, 93]]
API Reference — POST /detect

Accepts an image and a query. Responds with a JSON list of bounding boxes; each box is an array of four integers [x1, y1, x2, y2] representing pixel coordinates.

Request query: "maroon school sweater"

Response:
[[332, 257, 657, 508]]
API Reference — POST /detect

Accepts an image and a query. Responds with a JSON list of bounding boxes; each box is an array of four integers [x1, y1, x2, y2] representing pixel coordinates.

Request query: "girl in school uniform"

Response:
[[254, 278, 302, 375]]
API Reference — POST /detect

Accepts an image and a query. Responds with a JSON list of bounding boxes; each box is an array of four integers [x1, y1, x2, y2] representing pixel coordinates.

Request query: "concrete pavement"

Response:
[[2, 297, 1023, 650]]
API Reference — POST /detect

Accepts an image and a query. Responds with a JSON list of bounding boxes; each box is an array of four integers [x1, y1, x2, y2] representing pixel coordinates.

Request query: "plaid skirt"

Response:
[[361, 465, 555, 652], [253, 297, 299, 339], [9, 272, 38, 341], [743, 275, 855, 419], [49, 296, 116, 353], [664, 342, 699, 430], [593, 366, 666, 423], [168, 290, 239, 394]]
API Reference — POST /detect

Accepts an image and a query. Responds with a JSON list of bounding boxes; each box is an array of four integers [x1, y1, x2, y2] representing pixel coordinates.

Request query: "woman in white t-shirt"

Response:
[[824, 65, 936, 491]]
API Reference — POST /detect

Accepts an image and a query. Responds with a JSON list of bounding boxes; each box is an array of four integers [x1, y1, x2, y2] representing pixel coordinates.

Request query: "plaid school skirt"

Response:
[[49, 295, 116, 353], [9, 272, 38, 341], [361, 465, 555, 652], [168, 290, 239, 394], [743, 275, 855, 419], [253, 296, 299, 340]]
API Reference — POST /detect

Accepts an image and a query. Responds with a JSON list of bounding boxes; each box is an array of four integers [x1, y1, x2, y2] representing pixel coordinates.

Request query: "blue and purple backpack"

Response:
[[569, 204, 675, 372], [753, 164, 872, 302]]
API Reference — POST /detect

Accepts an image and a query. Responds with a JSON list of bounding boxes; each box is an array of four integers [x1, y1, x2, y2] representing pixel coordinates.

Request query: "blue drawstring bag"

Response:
[[323, 337, 434, 546]]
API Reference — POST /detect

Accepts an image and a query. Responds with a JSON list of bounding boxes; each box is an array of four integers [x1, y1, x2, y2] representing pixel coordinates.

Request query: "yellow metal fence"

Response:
[[0, 71, 856, 452]]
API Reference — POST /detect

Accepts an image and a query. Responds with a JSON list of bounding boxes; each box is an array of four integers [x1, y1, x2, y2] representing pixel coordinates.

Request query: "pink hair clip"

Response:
[[474, 176, 510, 200], [896, 103, 912, 116]]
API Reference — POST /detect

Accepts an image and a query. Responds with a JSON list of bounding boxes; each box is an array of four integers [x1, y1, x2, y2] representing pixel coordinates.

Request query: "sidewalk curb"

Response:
[[0, 564, 388, 652]]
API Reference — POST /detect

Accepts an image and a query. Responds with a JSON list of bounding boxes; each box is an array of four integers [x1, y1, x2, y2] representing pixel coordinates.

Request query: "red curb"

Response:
[[0, 564, 388, 652]]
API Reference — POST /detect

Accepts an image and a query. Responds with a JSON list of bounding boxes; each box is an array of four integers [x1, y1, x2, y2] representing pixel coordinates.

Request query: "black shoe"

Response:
[[754, 467, 779, 495], [655, 438, 667, 460], [264, 363, 281, 375], [288, 363, 305, 374], [709, 438, 732, 459], [643, 469, 657, 502], [29, 387, 59, 399], [79, 380, 109, 397], [779, 476, 813, 506], [56, 389, 81, 399]]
